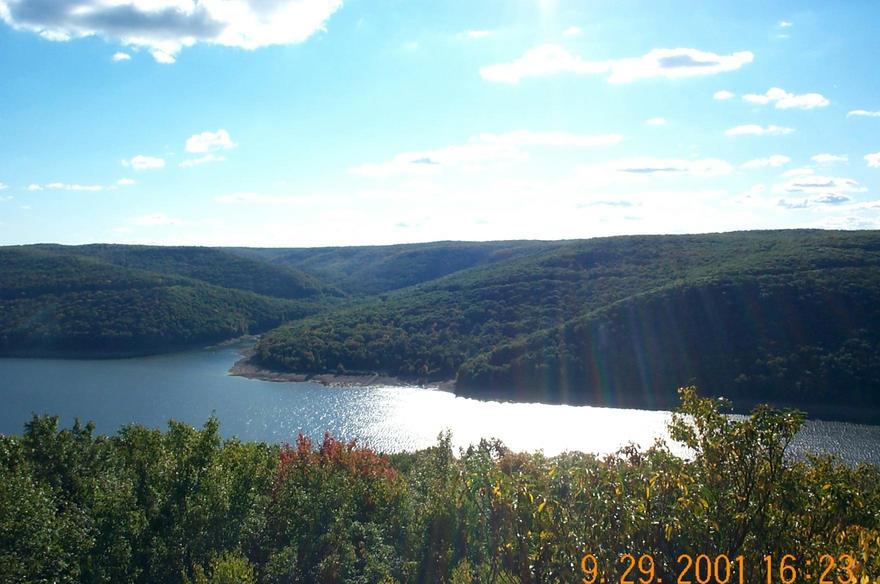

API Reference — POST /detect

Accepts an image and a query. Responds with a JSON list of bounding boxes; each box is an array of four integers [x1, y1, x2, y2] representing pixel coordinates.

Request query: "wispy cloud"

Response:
[[27, 178, 136, 192], [562, 26, 582, 37], [778, 194, 850, 209], [848, 109, 880, 118], [774, 174, 866, 202], [778, 20, 793, 28], [0, 0, 342, 63], [645, 117, 667, 126], [112, 52, 131, 62], [131, 213, 185, 227], [713, 89, 735, 100], [480, 45, 754, 84], [460, 30, 492, 39], [811, 153, 847, 164], [741, 155, 790, 169], [349, 130, 624, 178], [179, 154, 226, 168], [122, 155, 166, 171], [742, 87, 829, 109], [215, 192, 314, 205], [44, 182, 104, 192], [867, 152, 880, 168], [725, 124, 794, 137]]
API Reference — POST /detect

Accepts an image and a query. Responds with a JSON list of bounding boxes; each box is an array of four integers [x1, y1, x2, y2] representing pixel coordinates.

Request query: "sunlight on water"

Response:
[[359, 385, 675, 456], [0, 346, 877, 464]]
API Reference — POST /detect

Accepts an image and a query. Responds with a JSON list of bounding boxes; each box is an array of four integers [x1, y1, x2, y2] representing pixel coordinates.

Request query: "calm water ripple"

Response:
[[1, 346, 878, 465]]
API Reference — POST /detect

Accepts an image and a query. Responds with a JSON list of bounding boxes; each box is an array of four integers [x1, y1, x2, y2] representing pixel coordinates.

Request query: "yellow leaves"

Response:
[[537, 500, 547, 514], [492, 484, 502, 498], [664, 524, 673, 541], [699, 497, 709, 510]]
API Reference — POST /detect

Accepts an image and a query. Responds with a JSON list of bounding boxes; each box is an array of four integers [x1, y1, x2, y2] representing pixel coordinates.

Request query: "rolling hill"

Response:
[[0, 246, 332, 357], [252, 230, 880, 418]]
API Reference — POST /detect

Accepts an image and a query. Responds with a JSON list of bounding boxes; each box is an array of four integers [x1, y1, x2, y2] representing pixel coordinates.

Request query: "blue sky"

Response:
[[1, 0, 879, 247]]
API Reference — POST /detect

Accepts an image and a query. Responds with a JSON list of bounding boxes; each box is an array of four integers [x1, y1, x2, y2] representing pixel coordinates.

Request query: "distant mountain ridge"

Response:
[[3, 231, 880, 420], [0, 245, 333, 356], [251, 230, 880, 420]]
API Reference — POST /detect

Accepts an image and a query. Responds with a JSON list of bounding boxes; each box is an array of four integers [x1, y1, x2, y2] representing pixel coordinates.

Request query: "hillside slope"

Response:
[[0, 247, 328, 356], [34, 244, 333, 299], [254, 230, 880, 416], [231, 240, 559, 295]]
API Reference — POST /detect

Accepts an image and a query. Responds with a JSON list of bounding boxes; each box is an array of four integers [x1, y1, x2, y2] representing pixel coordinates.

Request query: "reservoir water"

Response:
[[1, 345, 878, 465]]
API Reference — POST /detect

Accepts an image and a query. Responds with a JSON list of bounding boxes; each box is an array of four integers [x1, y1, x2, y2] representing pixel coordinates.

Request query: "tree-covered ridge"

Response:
[[0, 247, 188, 299], [254, 230, 880, 417], [0, 246, 333, 356], [458, 269, 880, 413], [231, 240, 560, 296], [1, 390, 879, 583], [33, 244, 334, 300]]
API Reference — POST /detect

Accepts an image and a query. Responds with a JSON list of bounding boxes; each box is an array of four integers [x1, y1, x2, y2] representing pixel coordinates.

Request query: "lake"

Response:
[[1, 345, 879, 465]]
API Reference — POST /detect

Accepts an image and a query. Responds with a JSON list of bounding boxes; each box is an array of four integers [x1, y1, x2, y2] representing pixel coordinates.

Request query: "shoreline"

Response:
[[228, 352, 457, 391]]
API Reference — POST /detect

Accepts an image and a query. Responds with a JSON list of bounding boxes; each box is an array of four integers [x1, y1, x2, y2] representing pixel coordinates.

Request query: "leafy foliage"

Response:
[[1, 390, 878, 583]]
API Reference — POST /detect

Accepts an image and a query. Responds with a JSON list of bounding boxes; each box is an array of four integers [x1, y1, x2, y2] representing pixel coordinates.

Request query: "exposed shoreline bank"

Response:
[[228, 350, 457, 391]]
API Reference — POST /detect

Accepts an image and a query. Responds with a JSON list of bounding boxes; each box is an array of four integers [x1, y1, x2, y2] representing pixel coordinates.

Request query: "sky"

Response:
[[1, 0, 879, 247]]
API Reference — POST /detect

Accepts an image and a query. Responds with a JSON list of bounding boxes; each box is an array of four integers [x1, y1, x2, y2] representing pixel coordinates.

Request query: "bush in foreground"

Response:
[[0, 387, 878, 583]]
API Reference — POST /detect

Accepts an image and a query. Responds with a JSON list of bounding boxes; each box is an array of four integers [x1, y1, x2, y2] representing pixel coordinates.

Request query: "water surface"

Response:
[[1, 346, 878, 464]]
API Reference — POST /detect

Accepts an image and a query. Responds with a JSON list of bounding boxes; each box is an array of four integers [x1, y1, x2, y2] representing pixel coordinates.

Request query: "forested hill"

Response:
[[228, 240, 560, 295], [33, 244, 333, 299], [253, 230, 880, 419], [5, 232, 880, 418], [0, 246, 333, 357]]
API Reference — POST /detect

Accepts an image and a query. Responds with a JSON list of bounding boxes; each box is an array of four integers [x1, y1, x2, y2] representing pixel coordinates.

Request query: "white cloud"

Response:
[[811, 153, 847, 164], [44, 182, 104, 191], [741, 154, 790, 169], [0, 0, 342, 63], [349, 130, 624, 178], [778, 20, 793, 28], [116, 178, 136, 186], [775, 174, 866, 210], [185, 129, 235, 153], [713, 89, 735, 100], [562, 26, 581, 37], [215, 192, 313, 205], [26, 183, 43, 191], [609, 157, 733, 177], [480, 45, 753, 84], [461, 30, 491, 39], [122, 155, 166, 170], [781, 167, 814, 178], [725, 124, 794, 137], [867, 152, 880, 168], [645, 117, 667, 126], [131, 213, 184, 226], [0, 182, 6, 190], [179, 153, 226, 167], [151, 50, 176, 64], [112, 52, 131, 62], [848, 109, 880, 118], [778, 194, 851, 209], [742, 87, 829, 109]]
